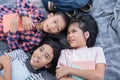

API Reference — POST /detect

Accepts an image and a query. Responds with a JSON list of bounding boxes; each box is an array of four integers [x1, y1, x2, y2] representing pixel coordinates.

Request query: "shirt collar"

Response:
[[73, 46, 88, 51], [25, 58, 45, 74]]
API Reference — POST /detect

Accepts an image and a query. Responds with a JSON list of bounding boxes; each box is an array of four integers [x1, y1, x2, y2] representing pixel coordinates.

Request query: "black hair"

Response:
[[39, 38, 60, 75], [30, 33, 70, 75], [69, 13, 98, 47], [53, 12, 70, 34], [44, 33, 71, 75]]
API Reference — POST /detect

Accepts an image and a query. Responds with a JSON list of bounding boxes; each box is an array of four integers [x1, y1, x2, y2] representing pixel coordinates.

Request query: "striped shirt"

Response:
[[0, 49, 44, 80]]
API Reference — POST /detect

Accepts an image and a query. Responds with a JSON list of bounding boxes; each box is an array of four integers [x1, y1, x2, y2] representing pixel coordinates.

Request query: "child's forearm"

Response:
[[59, 77, 74, 80], [0, 56, 4, 70], [0, 55, 12, 80], [0, 64, 3, 70], [4, 65, 12, 80], [0, 68, 11, 80], [68, 66, 105, 80], [0, 74, 4, 80], [3, 56, 12, 80]]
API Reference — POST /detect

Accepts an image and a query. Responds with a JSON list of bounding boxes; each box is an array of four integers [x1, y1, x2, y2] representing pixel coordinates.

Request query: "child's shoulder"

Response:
[[61, 48, 73, 52], [61, 48, 73, 54], [88, 47, 104, 53], [89, 46, 103, 49]]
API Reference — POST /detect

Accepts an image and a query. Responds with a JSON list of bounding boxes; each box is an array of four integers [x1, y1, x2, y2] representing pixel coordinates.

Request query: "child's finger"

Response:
[[59, 63, 65, 66]]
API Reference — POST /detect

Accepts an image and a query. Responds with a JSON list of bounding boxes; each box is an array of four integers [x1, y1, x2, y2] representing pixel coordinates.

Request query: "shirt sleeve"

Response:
[[19, 31, 44, 51], [57, 50, 68, 68], [6, 49, 25, 61], [95, 47, 106, 64], [7, 31, 44, 52], [7, 32, 19, 52], [17, 0, 30, 16], [16, 0, 45, 26]]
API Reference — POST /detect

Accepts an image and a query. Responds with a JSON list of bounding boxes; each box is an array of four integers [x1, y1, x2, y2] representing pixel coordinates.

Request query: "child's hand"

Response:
[[0, 54, 11, 68], [22, 16, 33, 30], [10, 14, 19, 33], [0, 54, 12, 80], [56, 63, 70, 80]]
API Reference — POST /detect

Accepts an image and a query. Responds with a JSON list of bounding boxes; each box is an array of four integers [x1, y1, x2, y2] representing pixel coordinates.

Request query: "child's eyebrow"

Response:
[[56, 19, 63, 30], [41, 46, 43, 49], [56, 18, 59, 23], [43, 47, 51, 59], [46, 53, 51, 59]]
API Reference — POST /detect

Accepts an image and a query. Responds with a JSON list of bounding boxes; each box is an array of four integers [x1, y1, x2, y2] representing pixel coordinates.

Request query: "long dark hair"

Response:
[[69, 13, 98, 47], [30, 33, 70, 75], [44, 33, 71, 75]]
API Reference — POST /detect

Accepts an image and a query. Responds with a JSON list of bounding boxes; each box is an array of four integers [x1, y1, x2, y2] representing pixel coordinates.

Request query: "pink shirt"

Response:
[[57, 47, 106, 69]]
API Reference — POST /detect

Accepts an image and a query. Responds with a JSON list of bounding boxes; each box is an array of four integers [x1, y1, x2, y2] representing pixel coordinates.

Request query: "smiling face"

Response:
[[42, 13, 66, 34], [67, 22, 89, 49], [30, 44, 54, 70]]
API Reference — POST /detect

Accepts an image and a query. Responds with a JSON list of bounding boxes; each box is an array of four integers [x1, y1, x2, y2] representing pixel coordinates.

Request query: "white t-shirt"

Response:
[[57, 46, 106, 69], [57, 47, 106, 80]]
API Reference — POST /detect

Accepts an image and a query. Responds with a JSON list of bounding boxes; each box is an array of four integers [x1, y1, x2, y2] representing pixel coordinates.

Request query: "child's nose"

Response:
[[37, 53, 43, 59], [36, 56, 41, 62], [68, 33, 72, 37], [51, 24, 57, 29]]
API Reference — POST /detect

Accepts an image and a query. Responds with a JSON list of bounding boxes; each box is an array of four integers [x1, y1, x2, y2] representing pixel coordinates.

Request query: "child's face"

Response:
[[30, 44, 54, 70], [67, 22, 89, 49], [42, 13, 66, 34]]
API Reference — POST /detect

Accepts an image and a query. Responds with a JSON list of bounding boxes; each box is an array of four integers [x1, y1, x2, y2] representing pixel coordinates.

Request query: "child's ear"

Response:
[[47, 13, 54, 18], [45, 63, 52, 68], [84, 31, 90, 39]]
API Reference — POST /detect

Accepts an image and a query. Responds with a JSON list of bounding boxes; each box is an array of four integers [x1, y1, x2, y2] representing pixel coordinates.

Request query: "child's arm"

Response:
[[21, 16, 33, 30], [16, 0, 33, 30], [0, 75, 4, 80], [18, 31, 44, 51], [16, 0, 32, 17], [7, 32, 19, 52], [0, 55, 12, 80], [10, 14, 19, 33], [16, 0, 44, 30], [58, 77, 74, 80], [7, 31, 43, 52], [69, 63, 106, 80], [56, 63, 106, 80], [16, 0, 44, 20]]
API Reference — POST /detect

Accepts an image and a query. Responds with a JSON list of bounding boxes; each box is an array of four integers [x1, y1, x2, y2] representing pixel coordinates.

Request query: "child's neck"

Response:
[[74, 46, 87, 49], [36, 21, 44, 31]]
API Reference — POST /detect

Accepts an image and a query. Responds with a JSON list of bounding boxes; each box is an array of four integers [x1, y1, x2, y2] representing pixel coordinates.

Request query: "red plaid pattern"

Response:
[[17, 0, 45, 25], [7, 30, 45, 52]]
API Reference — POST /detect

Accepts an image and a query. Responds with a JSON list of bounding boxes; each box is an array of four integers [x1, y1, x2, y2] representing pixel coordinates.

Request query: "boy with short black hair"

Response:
[[0, 0, 70, 52]]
